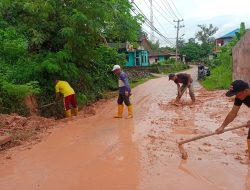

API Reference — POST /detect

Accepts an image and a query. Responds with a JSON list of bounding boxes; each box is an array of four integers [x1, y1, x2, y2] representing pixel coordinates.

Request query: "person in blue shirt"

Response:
[[112, 65, 133, 119]]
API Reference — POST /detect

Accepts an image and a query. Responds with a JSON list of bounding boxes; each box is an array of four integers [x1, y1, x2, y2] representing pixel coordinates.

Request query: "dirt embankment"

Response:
[[0, 105, 96, 151]]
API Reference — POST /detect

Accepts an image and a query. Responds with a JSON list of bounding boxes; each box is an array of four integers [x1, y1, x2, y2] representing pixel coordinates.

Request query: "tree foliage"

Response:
[[180, 24, 218, 61], [195, 24, 218, 44], [148, 40, 160, 50], [0, 0, 141, 116]]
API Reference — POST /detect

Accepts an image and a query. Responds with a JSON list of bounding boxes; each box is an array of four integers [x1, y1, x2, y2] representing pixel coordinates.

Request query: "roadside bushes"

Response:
[[202, 23, 246, 90], [0, 45, 125, 117], [0, 0, 139, 117], [150, 60, 189, 74], [0, 80, 40, 115]]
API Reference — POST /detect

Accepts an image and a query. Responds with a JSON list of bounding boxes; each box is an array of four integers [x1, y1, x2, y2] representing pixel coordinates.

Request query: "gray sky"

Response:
[[133, 0, 250, 47]]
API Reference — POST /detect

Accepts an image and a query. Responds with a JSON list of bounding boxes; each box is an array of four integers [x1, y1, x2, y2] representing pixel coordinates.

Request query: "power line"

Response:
[[142, 26, 169, 45], [161, 0, 180, 20], [169, 0, 183, 20], [153, 0, 177, 21], [147, 0, 175, 26], [143, 0, 172, 37], [131, 1, 174, 46], [131, 8, 172, 45]]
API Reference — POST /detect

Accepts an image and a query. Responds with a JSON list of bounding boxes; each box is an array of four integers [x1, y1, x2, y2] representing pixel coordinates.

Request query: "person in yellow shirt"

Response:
[[55, 80, 78, 117]]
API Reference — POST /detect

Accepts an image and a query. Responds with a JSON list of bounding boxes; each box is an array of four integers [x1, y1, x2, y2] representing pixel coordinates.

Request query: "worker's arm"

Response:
[[215, 105, 241, 134], [55, 84, 60, 101], [176, 83, 182, 101], [55, 92, 60, 101], [120, 73, 130, 96]]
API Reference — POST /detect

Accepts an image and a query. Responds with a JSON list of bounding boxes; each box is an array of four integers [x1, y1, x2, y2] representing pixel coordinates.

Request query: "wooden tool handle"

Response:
[[40, 102, 56, 108], [178, 124, 248, 145], [178, 86, 188, 98]]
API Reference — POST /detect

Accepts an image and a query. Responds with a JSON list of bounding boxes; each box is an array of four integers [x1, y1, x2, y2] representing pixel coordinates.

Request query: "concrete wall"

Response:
[[232, 30, 250, 84]]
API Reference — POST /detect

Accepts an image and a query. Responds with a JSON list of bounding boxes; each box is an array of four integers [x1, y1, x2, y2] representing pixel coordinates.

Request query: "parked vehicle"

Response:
[[198, 64, 210, 80]]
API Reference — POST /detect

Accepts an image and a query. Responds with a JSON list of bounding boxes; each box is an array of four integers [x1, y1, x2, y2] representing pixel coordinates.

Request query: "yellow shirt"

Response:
[[55, 81, 75, 97]]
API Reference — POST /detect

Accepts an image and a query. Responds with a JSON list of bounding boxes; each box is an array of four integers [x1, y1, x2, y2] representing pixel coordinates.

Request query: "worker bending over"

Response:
[[55, 80, 78, 118], [216, 80, 250, 160], [169, 73, 195, 103], [112, 65, 133, 119]]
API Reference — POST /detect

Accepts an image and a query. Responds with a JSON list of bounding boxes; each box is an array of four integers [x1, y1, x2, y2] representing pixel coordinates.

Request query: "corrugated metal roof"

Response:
[[218, 28, 240, 39]]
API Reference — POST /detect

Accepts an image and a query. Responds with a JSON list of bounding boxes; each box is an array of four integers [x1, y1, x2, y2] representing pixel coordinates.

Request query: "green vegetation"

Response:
[[202, 22, 246, 90], [180, 24, 218, 62], [130, 76, 156, 88], [0, 0, 141, 117], [150, 60, 189, 74]]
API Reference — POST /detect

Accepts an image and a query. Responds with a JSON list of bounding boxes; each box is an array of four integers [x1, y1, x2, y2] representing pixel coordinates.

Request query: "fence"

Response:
[[232, 30, 250, 84]]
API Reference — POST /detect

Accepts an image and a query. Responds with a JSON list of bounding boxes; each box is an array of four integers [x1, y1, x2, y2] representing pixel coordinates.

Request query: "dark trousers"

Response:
[[117, 94, 131, 106]]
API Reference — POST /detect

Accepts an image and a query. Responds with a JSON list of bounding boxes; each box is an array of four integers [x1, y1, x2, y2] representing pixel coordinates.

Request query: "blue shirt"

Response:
[[118, 71, 131, 94]]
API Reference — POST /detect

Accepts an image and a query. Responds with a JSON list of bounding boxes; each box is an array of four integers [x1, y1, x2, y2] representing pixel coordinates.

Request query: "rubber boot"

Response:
[[65, 109, 71, 118], [73, 107, 78, 116], [126, 105, 133, 119], [114, 104, 124, 118]]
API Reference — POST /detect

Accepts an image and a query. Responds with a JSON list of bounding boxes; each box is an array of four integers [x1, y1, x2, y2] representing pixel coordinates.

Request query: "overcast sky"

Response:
[[133, 0, 250, 47]]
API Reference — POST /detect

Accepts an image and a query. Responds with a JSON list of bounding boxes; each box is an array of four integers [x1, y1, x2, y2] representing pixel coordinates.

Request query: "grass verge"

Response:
[[201, 63, 232, 90]]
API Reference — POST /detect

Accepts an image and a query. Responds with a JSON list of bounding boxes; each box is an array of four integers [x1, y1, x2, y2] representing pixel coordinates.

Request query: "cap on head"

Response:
[[226, 80, 249, 97], [169, 73, 175, 80], [112, 65, 121, 72]]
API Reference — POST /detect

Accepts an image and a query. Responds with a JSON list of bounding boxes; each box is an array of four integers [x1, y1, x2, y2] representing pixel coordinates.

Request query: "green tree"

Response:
[[148, 40, 160, 50], [195, 24, 218, 43], [0, 0, 142, 116], [179, 39, 202, 61]]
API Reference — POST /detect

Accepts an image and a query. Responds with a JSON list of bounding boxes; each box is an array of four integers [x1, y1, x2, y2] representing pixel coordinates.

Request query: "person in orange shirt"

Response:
[[55, 80, 78, 118]]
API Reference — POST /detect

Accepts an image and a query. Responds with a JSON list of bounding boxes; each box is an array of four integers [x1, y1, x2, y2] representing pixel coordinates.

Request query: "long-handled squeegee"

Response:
[[177, 124, 248, 160]]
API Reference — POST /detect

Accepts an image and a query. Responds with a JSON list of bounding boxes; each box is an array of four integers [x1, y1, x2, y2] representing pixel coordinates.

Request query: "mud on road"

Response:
[[0, 67, 250, 190]]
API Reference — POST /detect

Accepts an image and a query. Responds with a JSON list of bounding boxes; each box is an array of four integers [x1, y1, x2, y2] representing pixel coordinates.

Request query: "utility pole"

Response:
[[149, 0, 154, 43], [174, 19, 184, 62]]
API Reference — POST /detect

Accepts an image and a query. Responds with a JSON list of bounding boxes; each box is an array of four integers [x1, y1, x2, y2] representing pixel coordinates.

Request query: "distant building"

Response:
[[109, 41, 149, 67], [214, 28, 240, 52], [149, 51, 177, 63], [109, 37, 177, 67], [139, 37, 176, 64]]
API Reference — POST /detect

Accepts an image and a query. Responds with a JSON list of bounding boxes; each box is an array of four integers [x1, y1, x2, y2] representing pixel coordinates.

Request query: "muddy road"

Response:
[[0, 67, 250, 190]]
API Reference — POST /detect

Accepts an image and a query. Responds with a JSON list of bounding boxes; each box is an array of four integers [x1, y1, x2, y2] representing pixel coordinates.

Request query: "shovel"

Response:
[[39, 102, 57, 109], [177, 124, 248, 160]]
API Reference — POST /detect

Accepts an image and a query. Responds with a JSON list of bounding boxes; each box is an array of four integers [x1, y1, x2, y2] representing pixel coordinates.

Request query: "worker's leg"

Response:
[[64, 96, 71, 118], [124, 95, 133, 119], [114, 94, 124, 118], [189, 83, 195, 103], [71, 94, 78, 116], [179, 84, 187, 98]]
